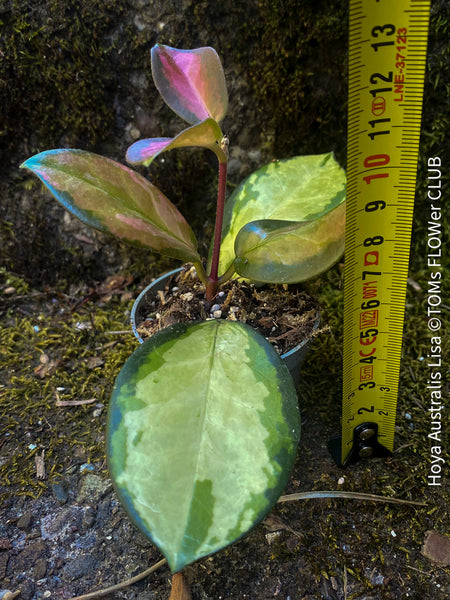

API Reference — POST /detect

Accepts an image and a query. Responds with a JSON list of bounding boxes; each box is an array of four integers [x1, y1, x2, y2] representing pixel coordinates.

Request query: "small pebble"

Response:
[[16, 512, 33, 531], [80, 463, 95, 474], [129, 126, 141, 140], [92, 405, 104, 418], [213, 310, 222, 319], [210, 304, 221, 312], [180, 292, 193, 302], [265, 531, 282, 545], [82, 506, 96, 529], [371, 572, 384, 585], [52, 480, 69, 504], [421, 530, 450, 566]]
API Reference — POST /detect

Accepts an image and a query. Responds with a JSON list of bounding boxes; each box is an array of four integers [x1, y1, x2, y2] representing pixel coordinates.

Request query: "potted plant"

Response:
[[21, 44, 345, 578]]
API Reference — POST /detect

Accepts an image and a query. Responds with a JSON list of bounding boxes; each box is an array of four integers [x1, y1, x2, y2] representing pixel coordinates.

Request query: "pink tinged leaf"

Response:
[[126, 118, 225, 166], [20, 149, 200, 264], [151, 44, 228, 125], [126, 138, 173, 165]]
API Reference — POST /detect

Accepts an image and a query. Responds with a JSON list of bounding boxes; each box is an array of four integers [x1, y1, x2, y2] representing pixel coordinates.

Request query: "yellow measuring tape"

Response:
[[330, 0, 431, 466]]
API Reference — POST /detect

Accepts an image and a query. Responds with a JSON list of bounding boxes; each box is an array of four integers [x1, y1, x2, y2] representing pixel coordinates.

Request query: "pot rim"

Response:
[[131, 267, 320, 358]]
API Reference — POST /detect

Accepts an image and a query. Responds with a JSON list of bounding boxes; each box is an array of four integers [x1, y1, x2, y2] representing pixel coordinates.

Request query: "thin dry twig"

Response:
[[343, 565, 348, 600], [105, 330, 132, 335], [60, 491, 424, 600], [55, 390, 96, 407], [67, 558, 167, 600], [277, 490, 426, 506], [55, 398, 97, 407]]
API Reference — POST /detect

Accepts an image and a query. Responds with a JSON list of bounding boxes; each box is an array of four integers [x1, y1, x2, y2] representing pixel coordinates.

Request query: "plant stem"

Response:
[[217, 261, 236, 285], [206, 157, 228, 301], [193, 261, 209, 287]]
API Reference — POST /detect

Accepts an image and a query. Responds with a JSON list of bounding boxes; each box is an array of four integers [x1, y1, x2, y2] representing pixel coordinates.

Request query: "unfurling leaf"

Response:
[[21, 149, 200, 263], [234, 201, 346, 283], [126, 118, 224, 166], [151, 44, 228, 125], [217, 153, 346, 276], [107, 320, 300, 572]]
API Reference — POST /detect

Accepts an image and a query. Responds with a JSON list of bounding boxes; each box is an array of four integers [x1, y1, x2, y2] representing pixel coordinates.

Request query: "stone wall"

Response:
[[0, 0, 447, 285]]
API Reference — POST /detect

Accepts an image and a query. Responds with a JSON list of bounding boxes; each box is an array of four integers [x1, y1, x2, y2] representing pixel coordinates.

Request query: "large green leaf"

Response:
[[21, 149, 200, 263], [234, 201, 346, 283], [217, 153, 346, 276], [107, 320, 300, 572]]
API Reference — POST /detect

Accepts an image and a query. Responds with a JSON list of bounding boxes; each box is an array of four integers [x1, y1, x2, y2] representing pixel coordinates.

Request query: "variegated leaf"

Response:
[[151, 44, 228, 125], [126, 118, 224, 166], [107, 320, 300, 572], [21, 149, 200, 263], [234, 201, 346, 283], [217, 153, 346, 276]]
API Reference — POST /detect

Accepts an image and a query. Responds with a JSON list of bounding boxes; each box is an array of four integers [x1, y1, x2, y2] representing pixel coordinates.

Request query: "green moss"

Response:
[[0, 281, 136, 499], [0, 267, 30, 295], [0, 4, 448, 594], [0, 0, 129, 157], [232, 0, 347, 159]]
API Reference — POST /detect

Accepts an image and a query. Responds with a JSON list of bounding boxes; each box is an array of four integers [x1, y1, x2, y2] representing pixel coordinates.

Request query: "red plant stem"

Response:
[[208, 160, 228, 287]]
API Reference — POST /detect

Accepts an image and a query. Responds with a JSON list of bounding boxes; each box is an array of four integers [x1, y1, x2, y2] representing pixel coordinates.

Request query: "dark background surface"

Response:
[[0, 1, 448, 599]]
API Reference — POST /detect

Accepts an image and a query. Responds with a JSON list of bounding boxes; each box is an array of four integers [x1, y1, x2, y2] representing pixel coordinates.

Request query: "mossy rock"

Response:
[[0, 0, 448, 287]]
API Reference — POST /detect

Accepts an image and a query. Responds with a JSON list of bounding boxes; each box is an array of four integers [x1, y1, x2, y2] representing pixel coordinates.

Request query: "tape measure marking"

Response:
[[336, 0, 430, 466]]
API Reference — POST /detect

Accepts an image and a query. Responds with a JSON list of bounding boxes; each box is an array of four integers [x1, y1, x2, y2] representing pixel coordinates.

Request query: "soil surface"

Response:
[[1, 271, 448, 600], [0, 2, 448, 598], [133, 265, 321, 356]]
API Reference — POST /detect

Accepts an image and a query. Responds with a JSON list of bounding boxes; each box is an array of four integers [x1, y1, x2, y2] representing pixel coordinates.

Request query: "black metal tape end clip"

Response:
[[328, 422, 391, 468]]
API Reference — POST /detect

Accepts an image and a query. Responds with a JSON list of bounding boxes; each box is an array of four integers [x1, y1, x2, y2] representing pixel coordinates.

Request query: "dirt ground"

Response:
[[0, 267, 448, 600], [1, 1, 448, 598]]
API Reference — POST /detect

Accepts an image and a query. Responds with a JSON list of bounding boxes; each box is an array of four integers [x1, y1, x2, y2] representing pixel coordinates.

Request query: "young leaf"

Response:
[[21, 149, 200, 263], [216, 153, 346, 275], [151, 44, 228, 125], [107, 320, 300, 573], [233, 202, 345, 283], [126, 118, 224, 166]]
